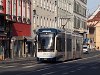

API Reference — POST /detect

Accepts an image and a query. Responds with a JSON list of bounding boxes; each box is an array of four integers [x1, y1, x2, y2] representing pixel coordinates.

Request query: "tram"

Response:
[[35, 28, 83, 62]]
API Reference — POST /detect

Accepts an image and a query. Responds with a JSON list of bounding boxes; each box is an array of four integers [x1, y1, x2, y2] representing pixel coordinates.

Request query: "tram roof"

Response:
[[36, 28, 65, 33]]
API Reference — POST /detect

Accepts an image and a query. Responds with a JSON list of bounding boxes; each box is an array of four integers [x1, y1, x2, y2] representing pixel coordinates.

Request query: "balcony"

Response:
[[6, 14, 11, 20], [17, 16, 22, 23], [12, 15, 17, 22], [27, 18, 31, 24], [22, 17, 27, 23], [78, 28, 87, 33]]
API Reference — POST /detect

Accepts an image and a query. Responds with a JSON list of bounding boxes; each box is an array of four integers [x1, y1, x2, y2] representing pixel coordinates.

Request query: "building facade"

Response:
[[73, 0, 87, 38], [31, 0, 74, 35], [31, 0, 87, 38], [0, 0, 32, 60], [0, 0, 6, 60], [87, 6, 100, 50]]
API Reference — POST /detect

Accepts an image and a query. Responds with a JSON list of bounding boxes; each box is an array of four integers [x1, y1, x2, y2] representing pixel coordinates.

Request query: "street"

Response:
[[0, 50, 100, 75]]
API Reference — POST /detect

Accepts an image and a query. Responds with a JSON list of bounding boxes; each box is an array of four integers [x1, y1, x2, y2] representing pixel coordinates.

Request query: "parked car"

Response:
[[83, 45, 89, 54]]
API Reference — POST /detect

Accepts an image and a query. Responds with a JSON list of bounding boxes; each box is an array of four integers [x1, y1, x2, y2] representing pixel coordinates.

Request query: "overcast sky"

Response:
[[87, 0, 100, 14]]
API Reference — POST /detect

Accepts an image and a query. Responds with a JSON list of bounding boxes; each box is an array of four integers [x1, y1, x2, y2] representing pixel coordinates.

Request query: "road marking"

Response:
[[0, 66, 15, 68], [22, 63, 46, 69], [91, 67, 99, 69], [63, 72, 69, 75], [77, 66, 86, 69], [42, 72, 55, 75], [36, 67, 51, 72], [59, 66, 69, 68], [77, 68, 81, 70], [70, 70, 76, 73], [3, 66, 15, 68], [22, 65, 37, 68]]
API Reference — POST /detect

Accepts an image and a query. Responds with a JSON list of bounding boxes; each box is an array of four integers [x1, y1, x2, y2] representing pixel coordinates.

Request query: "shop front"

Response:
[[10, 37, 34, 58]]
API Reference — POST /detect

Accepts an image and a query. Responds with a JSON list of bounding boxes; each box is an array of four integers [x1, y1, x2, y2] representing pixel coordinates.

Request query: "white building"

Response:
[[73, 0, 87, 35], [31, 0, 74, 34]]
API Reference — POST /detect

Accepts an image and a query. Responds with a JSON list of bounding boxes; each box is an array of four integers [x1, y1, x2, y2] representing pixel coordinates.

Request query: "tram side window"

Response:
[[56, 37, 61, 51], [61, 38, 65, 51], [56, 37, 65, 52], [67, 38, 72, 51]]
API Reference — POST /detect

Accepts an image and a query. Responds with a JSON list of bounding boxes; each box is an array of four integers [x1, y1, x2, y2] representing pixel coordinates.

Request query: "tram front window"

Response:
[[38, 33, 55, 52]]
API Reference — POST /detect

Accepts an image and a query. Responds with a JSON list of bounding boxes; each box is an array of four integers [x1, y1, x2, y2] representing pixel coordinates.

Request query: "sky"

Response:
[[87, 0, 100, 14]]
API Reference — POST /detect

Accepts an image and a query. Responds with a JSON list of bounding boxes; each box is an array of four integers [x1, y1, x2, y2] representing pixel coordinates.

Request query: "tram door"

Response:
[[72, 35, 76, 59], [79, 37, 83, 58], [76, 36, 81, 58], [66, 34, 73, 60]]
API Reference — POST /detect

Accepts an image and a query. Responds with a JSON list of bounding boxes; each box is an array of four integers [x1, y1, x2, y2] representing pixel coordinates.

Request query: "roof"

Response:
[[36, 28, 65, 33], [87, 11, 100, 22], [87, 6, 100, 27]]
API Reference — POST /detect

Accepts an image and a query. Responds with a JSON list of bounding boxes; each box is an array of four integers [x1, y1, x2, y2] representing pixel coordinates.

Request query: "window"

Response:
[[47, 18, 48, 26], [41, 0, 43, 7], [50, 19, 51, 27], [0, 5, 3, 10], [33, 10, 36, 15], [80, 0, 87, 4], [8, 0, 10, 14], [18, 0, 21, 6], [13, 0, 16, 15], [55, 1, 57, 6], [74, 1, 86, 17], [56, 35, 65, 52], [44, 0, 46, 9], [67, 38, 72, 51], [23, 0, 25, 7], [37, 17, 39, 27], [50, 1, 51, 11], [40, 16, 42, 26], [47, 0, 49, 10]]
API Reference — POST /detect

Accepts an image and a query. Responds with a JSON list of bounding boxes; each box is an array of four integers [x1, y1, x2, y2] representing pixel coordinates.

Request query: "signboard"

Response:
[[42, 30, 51, 32]]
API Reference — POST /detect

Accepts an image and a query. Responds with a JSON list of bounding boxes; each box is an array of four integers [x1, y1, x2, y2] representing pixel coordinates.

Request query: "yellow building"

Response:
[[87, 6, 100, 50]]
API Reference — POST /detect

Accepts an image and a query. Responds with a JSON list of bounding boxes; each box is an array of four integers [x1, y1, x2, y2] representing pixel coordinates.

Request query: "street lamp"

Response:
[[60, 17, 71, 30]]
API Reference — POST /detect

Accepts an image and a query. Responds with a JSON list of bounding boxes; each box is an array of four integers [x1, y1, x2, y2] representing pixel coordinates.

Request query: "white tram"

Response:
[[35, 28, 83, 62]]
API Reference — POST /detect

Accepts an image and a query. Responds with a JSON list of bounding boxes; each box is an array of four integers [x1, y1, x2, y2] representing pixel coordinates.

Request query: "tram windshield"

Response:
[[38, 33, 55, 52]]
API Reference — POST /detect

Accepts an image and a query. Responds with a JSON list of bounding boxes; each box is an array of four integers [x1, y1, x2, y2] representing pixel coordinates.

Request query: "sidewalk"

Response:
[[0, 57, 36, 64]]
